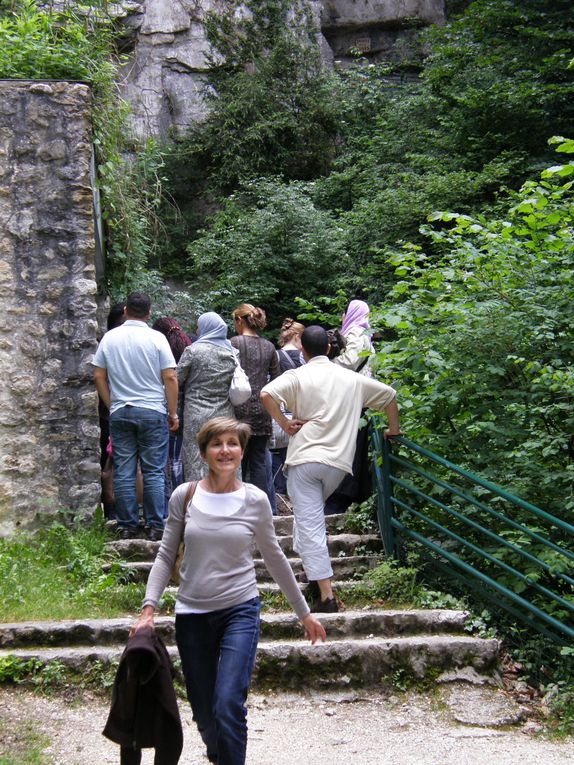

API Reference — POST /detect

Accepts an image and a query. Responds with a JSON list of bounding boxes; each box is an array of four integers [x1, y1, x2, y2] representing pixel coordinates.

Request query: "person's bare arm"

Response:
[[162, 368, 179, 432], [261, 391, 304, 436], [383, 398, 402, 438], [93, 366, 110, 410]]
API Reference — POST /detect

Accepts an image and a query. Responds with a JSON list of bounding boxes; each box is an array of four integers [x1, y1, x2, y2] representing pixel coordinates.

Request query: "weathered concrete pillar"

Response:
[[0, 80, 101, 534]]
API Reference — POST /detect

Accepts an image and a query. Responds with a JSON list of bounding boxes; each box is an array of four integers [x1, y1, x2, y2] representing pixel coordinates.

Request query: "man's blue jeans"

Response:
[[175, 598, 261, 765], [110, 405, 168, 531]]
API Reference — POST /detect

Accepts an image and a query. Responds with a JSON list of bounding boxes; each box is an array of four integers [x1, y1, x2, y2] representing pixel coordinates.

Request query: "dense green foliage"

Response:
[[373, 137, 574, 516], [313, 0, 574, 298], [0, 0, 110, 81], [156, 0, 574, 317], [169, 0, 340, 196], [156, 0, 342, 282], [366, 141, 574, 688], [187, 179, 347, 327], [424, 1, 574, 160]]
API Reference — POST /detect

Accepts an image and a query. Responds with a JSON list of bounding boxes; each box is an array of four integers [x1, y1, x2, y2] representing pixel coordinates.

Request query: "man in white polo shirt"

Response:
[[261, 325, 400, 612], [93, 292, 178, 540]]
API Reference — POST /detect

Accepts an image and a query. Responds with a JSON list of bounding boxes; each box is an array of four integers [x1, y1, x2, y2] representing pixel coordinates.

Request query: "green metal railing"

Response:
[[370, 427, 574, 645]]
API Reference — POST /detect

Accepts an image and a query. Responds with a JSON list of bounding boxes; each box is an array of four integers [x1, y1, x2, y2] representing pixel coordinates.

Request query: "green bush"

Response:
[[187, 179, 347, 330], [0, 0, 113, 82], [374, 138, 574, 515], [178, 0, 341, 195], [0, 514, 143, 621]]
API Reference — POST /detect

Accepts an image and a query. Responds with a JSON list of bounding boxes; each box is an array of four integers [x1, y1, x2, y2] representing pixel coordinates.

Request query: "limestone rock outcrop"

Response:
[[113, 0, 445, 140]]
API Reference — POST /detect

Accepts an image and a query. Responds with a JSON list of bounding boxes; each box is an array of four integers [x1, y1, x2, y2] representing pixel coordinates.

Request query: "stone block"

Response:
[[38, 140, 68, 162], [8, 373, 35, 397], [29, 83, 54, 95]]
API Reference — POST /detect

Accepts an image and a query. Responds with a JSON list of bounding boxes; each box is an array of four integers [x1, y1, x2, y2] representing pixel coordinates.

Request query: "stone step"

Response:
[[161, 578, 361, 602], [254, 634, 499, 690], [107, 533, 383, 562], [106, 513, 346, 539], [0, 633, 499, 690], [275, 512, 347, 535], [114, 554, 383, 584], [0, 611, 499, 690], [0, 610, 471, 649]]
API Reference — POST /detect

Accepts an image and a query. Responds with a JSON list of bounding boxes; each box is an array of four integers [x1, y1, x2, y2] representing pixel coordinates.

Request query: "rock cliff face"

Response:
[[0, 81, 101, 533], [114, 0, 445, 140]]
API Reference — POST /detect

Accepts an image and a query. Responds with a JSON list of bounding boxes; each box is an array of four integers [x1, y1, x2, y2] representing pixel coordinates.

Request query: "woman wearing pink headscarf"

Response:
[[333, 299, 373, 376], [325, 299, 374, 514]]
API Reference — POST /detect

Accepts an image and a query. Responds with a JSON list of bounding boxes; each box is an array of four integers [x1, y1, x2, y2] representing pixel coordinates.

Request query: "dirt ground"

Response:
[[1, 685, 574, 765]]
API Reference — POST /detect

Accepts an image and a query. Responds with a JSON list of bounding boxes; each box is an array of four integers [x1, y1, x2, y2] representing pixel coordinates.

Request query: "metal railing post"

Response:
[[373, 424, 397, 558]]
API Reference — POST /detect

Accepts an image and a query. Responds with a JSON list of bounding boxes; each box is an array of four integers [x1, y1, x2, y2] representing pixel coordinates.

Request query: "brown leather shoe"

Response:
[[310, 597, 339, 613]]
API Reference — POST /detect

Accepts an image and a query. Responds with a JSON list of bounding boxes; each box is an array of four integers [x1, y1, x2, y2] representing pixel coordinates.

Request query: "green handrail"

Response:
[[370, 426, 574, 644]]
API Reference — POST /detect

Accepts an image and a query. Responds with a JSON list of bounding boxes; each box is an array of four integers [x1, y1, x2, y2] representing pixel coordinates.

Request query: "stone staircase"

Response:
[[0, 514, 500, 690]]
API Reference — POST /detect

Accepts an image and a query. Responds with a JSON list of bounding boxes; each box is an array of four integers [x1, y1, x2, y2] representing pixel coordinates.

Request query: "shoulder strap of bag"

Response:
[[278, 349, 297, 369], [356, 356, 369, 373], [183, 481, 197, 510], [172, 481, 197, 585]]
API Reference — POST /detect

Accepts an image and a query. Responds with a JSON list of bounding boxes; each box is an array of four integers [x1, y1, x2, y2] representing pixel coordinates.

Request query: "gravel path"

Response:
[[1, 685, 573, 765]]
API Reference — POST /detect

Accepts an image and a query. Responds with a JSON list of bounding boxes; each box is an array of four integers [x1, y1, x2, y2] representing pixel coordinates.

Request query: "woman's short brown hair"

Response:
[[232, 303, 267, 332], [197, 417, 251, 455]]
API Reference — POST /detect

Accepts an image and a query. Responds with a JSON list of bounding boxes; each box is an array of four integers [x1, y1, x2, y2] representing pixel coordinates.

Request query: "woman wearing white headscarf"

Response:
[[333, 299, 373, 376], [326, 300, 375, 513], [177, 312, 238, 481]]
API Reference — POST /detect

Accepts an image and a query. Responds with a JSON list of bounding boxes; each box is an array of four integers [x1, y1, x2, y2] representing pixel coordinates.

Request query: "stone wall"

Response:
[[0, 81, 101, 534]]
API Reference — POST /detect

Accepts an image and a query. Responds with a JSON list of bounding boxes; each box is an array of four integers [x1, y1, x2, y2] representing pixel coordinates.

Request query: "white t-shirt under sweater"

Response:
[[261, 355, 396, 474], [143, 482, 310, 621]]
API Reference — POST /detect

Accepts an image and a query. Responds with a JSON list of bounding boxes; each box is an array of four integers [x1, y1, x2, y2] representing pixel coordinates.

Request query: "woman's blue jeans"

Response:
[[175, 598, 261, 765]]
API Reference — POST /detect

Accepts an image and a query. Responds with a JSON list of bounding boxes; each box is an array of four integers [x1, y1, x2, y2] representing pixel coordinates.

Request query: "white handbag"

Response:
[[229, 355, 252, 406]]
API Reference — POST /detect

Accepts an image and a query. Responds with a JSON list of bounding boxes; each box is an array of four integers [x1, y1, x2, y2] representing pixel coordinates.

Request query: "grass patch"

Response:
[[338, 559, 421, 609], [0, 718, 52, 765], [0, 510, 144, 621], [0, 656, 118, 697], [259, 590, 290, 612]]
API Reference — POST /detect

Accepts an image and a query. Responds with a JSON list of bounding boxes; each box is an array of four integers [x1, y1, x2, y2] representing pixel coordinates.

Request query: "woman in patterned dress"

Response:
[[230, 303, 280, 513], [177, 312, 237, 481]]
